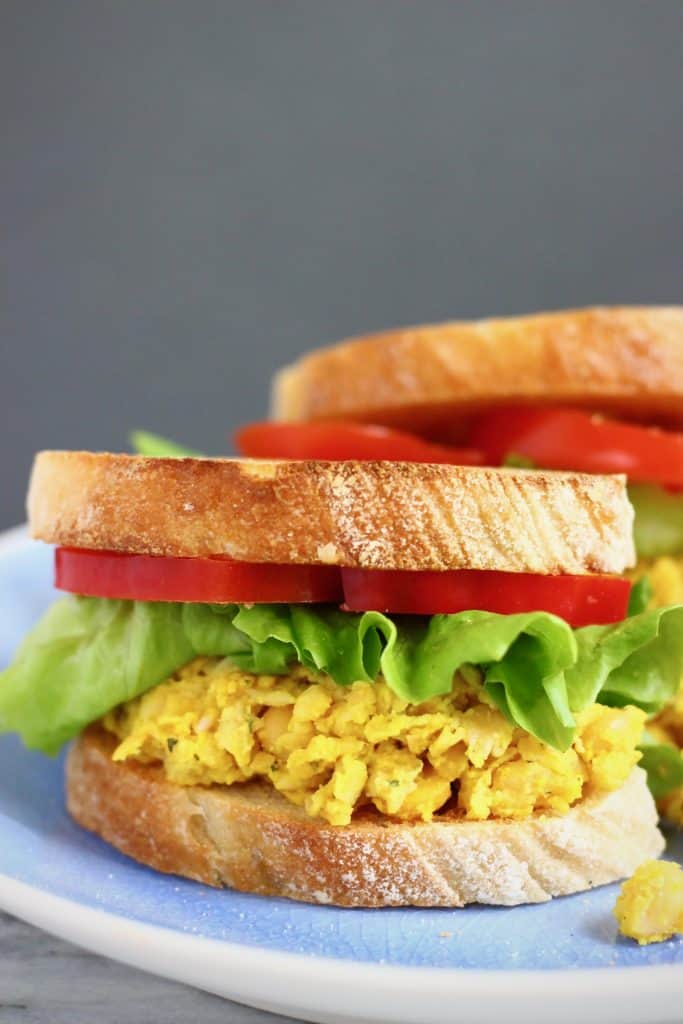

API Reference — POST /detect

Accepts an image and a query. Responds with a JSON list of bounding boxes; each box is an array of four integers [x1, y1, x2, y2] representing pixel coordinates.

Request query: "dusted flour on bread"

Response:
[[28, 451, 635, 573]]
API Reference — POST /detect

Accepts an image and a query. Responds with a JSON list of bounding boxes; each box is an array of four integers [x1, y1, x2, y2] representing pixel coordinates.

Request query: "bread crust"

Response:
[[272, 307, 683, 432], [67, 728, 664, 908], [28, 451, 634, 574]]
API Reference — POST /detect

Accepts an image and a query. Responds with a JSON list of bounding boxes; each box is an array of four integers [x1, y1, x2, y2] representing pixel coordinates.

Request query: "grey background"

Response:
[[1, 3, 682, 1021], [3, 1, 683, 528]]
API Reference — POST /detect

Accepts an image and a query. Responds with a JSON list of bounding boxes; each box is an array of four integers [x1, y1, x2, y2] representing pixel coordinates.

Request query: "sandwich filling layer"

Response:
[[102, 657, 645, 826], [3, 586, 683, 827]]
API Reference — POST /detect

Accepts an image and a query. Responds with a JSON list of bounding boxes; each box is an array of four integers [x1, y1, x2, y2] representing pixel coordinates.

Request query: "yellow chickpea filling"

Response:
[[635, 554, 683, 609], [615, 860, 683, 945], [102, 657, 645, 827]]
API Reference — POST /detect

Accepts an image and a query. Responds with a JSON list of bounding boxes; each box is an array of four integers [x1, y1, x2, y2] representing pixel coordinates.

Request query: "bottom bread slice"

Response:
[[67, 727, 664, 908]]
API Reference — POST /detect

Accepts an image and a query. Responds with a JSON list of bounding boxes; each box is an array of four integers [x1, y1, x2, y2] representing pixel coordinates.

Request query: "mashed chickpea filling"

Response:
[[103, 657, 645, 827]]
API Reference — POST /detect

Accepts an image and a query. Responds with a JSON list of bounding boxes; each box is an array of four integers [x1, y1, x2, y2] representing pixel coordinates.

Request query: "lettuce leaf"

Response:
[[630, 483, 683, 558], [638, 734, 683, 799], [0, 599, 195, 754], [129, 430, 203, 457], [2, 597, 682, 756], [627, 576, 653, 616]]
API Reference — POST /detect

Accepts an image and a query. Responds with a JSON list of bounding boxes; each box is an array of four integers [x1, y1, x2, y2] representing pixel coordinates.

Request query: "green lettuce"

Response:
[[129, 430, 203, 458], [629, 483, 683, 558], [2, 598, 682, 756], [638, 734, 683, 799], [627, 576, 653, 616], [0, 599, 195, 754]]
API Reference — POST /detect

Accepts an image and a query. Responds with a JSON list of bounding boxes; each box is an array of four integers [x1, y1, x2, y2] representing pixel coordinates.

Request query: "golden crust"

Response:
[[67, 728, 664, 908], [28, 451, 634, 573], [272, 306, 683, 432]]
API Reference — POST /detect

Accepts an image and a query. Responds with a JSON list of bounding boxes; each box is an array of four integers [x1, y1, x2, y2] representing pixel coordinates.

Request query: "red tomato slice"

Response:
[[235, 421, 485, 465], [55, 548, 343, 604], [341, 567, 631, 626], [56, 548, 631, 625], [469, 406, 683, 486]]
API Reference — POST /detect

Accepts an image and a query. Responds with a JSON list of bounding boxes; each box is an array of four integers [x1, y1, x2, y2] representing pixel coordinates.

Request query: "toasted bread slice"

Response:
[[67, 728, 663, 908], [272, 306, 683, 433], [28, 452, 634, 574]]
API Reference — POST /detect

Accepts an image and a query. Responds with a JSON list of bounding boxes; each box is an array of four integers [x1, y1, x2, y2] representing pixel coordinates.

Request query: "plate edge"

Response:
[[1, 873, 682, 1023]]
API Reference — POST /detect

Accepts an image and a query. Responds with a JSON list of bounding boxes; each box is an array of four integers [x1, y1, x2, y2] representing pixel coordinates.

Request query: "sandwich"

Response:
[[240, 306, 683, 819], [1, 449, 682, 907]]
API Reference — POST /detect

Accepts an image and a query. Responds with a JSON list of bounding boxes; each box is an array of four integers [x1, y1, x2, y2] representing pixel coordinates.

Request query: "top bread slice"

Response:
[[28, 452, 634, 574], [272, 306, 683, 433]]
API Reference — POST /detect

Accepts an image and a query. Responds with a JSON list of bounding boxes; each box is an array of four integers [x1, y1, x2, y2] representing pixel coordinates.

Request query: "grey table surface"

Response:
[[0, 912, 300, 1024]]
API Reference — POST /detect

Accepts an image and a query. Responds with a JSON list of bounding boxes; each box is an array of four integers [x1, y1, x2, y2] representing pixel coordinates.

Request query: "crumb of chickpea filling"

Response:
[[615, 860, 683, 945]]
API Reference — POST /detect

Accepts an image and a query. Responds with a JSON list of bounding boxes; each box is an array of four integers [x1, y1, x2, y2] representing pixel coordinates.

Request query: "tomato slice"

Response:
[[469, 406, 683, 486], [235, 421, 485, 465], [341, 567, 631, 626], [56, 548, 631, 625], [55, 548, 343, 604]]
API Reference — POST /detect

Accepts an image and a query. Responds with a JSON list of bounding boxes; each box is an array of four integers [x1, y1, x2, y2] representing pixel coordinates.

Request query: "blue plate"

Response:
[[1, 529, 682, 1024]]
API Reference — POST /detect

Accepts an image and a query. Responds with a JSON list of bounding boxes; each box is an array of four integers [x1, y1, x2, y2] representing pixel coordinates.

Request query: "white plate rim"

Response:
[[2, 523, 683, 1023], [2, 873, 682, 1024]]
